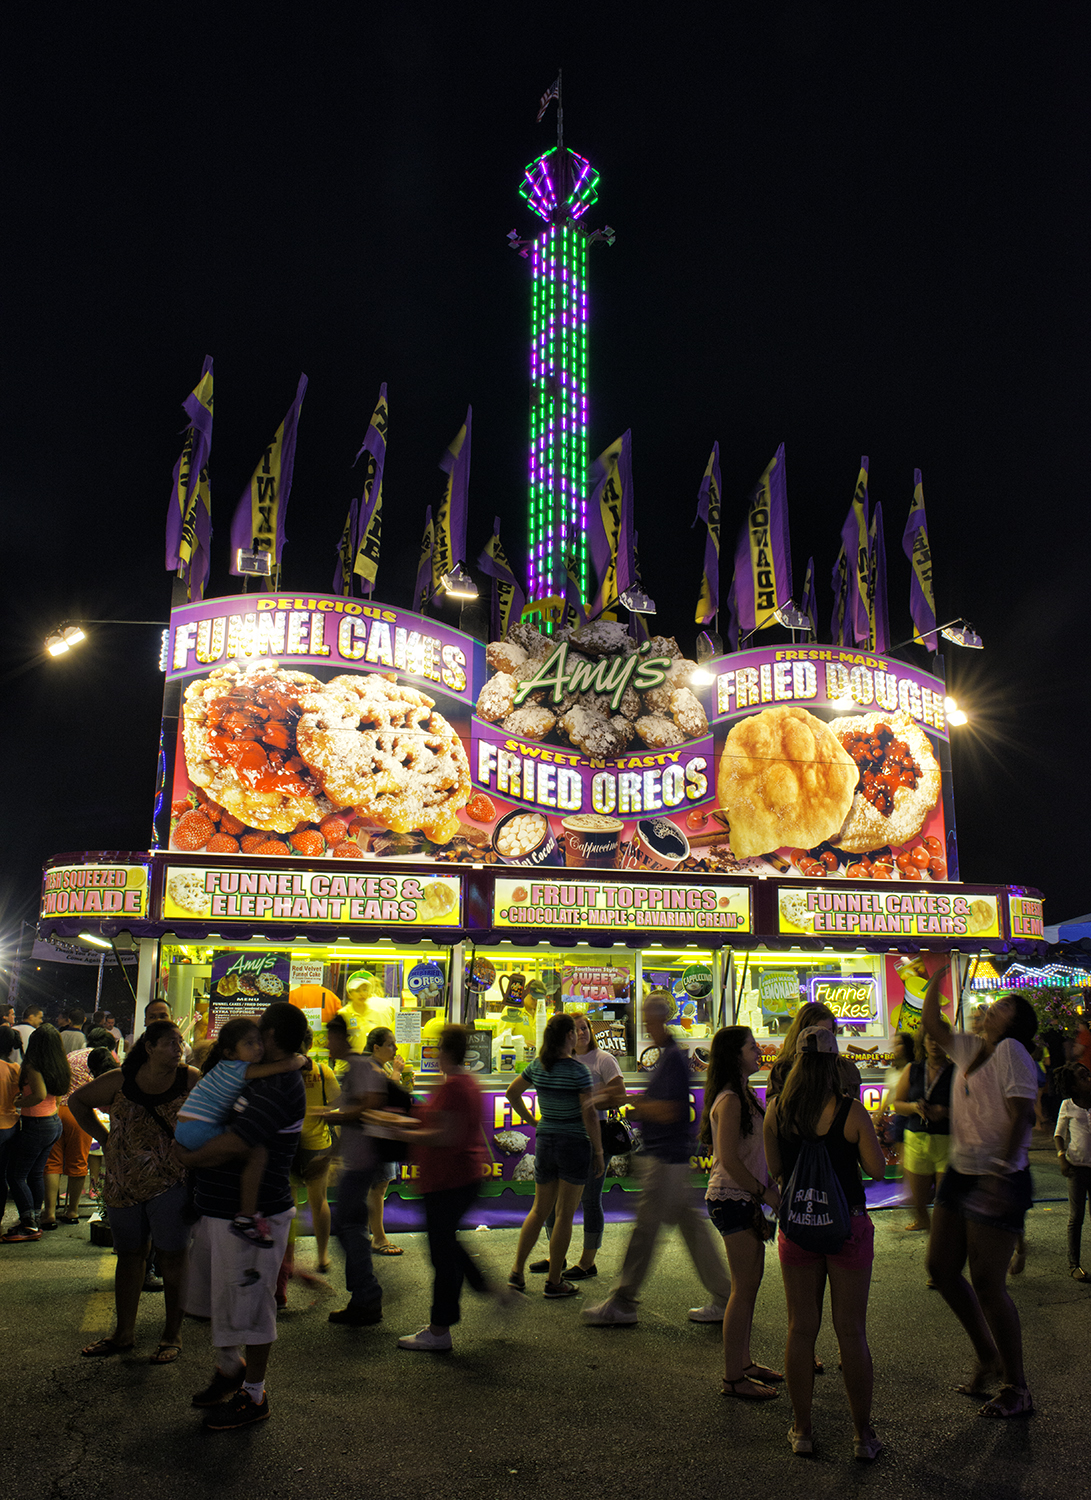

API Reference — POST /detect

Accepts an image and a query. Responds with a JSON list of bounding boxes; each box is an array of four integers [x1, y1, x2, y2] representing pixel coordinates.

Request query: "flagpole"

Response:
[[557, 67, 563, 153]]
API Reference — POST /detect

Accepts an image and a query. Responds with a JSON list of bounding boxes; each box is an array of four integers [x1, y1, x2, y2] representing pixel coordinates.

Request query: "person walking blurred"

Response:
[[921, 962, 1039, 1417], [583, 993, 731, 1328]]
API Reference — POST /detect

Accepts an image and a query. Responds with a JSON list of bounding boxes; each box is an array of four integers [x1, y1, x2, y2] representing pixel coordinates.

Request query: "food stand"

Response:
[[38, 591, 1045, 1221]]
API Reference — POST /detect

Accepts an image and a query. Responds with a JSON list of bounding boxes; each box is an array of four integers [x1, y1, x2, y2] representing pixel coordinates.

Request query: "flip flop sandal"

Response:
[[980, 1385, 1034, 1418], [743, 1363, 785, 1383], [59, 1213, 82, 1224], [375, 1245, 404, 1256], [40, 1220, 59, 1230], [317, 1262, 332, 1274], [149, 1342, 183, 1365], [722, 1377, 779, 1401], [81, 1337, 135, 1358], [1071, 1267, 1090, 1282]]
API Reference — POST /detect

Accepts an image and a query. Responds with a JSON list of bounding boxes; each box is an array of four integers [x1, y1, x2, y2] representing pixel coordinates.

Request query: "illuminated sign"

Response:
[[779, 887, 1000, 940], [161, 865, 462, 927], [493, 877, 750, 933], [1008, 895, 1044, 939], [806, 974, 878, 1024], [41, 862, 149, 920]]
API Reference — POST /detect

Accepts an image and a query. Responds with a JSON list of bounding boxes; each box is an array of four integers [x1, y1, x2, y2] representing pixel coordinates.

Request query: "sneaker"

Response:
[[688, 1303, 727, 1323], [203, 1389, 270, 1430], [564, 1264, 597, 1280], [1, 1224, 42, 1243], [397, 1327, 453, 1352], [543, 1279, 579, 1298], [328, 1302, 383, 1325], [230, 1215, 274, 1248], [528, 1259, 550, 1273], [191, 1364, 246, 1408], [143, 1276, 165, 1293], [582, 1299, 638, 1326]]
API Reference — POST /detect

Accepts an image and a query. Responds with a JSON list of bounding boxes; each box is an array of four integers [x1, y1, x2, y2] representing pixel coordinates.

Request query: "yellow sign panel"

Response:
[[41, 863, 149, 920], [779, 886, 1000, 940], [162, 865, 461, 927], [493, 876, 750, 934], [1007, 895, 1044, 939]]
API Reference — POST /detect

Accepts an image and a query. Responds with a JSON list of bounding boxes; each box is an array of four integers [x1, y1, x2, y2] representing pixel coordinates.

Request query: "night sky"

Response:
[[4, 4, 1089, 939]]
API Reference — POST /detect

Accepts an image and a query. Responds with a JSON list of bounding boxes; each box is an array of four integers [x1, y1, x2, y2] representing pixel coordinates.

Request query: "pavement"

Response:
[[1, 1138, 1087, 1500]]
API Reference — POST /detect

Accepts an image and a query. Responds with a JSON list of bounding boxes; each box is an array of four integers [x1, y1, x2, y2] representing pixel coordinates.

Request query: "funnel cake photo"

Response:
[[717, 706, 858, 858], [296, 674, 471, 845], [182, 666, 332, 834]]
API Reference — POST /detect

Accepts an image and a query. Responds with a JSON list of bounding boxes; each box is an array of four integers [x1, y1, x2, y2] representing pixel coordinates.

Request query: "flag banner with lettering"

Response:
[[802, 555, 817, 641], [229, 373, 308, 575], [478, 518, 527, 639], [903, 469, 937, 650], [587, 432, 626, 619], [734, 444, 792, 635], [563, 549, 588, 630], [432, 407, 471, 593], [831, 546, 849, 646], [165, 356, 214, 599], [840, 457, 870, 645], [628, 531, 651, 643], [352, 383, 388, 595], [693, 442, 722, 625], [868, 501, 889, 652], [615, 429, 636, 604], [333, 497, 359, 595], [186, 464, 212, 602], [416, 506, 435, 614]]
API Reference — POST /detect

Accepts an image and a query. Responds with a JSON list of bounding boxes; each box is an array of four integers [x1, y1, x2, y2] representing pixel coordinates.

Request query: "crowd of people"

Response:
[[2, 976, 1088, 1457]]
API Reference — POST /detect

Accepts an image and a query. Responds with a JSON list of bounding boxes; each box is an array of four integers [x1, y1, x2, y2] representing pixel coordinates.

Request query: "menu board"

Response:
[[161, 864, 462, 927], [492, 876, 750, 933], [41, 862, 149, 920], [779, 886, 1000, 940]]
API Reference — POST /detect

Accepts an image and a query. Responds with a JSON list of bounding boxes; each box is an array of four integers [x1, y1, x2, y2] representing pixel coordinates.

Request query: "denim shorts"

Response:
[[707, 1197, 756, 1236], [534, 1132, 592, 1185], [937, 1165, 1032, 1237]]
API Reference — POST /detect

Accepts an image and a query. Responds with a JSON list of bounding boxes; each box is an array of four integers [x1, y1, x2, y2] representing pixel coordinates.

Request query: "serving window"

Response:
[[736, 950, 888, 1048]]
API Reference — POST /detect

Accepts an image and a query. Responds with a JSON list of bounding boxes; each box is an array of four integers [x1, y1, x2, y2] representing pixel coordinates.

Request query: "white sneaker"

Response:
[[688, 1303, 727, 1323], [581, 1299, 638, 1326], [397, 1327, 453, 1352]]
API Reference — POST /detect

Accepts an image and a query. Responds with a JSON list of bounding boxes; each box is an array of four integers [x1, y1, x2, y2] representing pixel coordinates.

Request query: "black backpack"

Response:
[[778, 1135, 852, 1255]]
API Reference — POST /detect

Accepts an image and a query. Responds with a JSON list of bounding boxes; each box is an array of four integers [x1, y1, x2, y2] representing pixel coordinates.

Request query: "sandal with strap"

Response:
[[743, 1362, 784, 1384], [955, 1358, 1002, 1397], [980, 1384, 1034, 1419], [1071, 1267, 1090, 1282], [149, 1342, 183, 1365], [81, 1337, 135, 1358], [722, 1376, 779, 1401]]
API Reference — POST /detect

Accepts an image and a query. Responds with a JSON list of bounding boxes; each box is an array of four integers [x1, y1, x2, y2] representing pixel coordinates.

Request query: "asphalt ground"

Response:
[[1, 1139, 1087, 1500]]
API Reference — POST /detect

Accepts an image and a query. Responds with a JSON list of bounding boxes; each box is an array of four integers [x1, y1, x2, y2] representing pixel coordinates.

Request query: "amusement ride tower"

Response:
[[510, 86, 613, 618]]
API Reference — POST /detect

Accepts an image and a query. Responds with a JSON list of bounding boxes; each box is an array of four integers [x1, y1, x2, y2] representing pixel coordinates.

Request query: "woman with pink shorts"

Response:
[[763, 1026, 888, 1461]]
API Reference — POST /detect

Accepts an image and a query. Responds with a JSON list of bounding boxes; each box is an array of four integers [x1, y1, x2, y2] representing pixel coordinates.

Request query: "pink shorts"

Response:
[[777, 1210, 874, 1270]]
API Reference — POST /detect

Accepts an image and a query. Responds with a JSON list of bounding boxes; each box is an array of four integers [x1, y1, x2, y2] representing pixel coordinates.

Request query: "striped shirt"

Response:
[[192, 1070, 305, 1219], [523, 1056, 592, 1137]]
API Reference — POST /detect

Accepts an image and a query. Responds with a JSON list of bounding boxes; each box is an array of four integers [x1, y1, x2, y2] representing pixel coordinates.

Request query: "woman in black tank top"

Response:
[[763, 1027, 888, 1461]]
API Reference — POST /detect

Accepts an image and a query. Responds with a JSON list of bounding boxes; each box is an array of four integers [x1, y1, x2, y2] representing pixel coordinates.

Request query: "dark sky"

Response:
[[3, 3, 1089, 933]]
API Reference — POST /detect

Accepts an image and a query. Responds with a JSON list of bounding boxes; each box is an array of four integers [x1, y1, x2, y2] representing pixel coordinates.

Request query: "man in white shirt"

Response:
[[1054, 1061, 1091, 1281], [14, 1006, 42, 1052]]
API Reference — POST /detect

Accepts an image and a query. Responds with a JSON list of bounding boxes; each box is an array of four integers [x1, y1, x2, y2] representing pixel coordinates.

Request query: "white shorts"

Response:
[[183, 1208, 294, 1349]]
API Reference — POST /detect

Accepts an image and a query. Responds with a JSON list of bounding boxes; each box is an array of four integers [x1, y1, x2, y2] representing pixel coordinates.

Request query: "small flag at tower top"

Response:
[[537, 77, 560, 122]]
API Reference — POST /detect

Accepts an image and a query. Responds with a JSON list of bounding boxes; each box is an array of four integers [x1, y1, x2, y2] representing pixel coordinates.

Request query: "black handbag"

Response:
[[600, 1110, 635, 1159]]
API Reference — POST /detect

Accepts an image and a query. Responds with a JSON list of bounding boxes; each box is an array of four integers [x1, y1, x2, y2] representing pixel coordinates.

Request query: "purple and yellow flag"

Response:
[[734, 443, 792, 635], [693, 442, 722, 626], [352, 383, 388, 596], [478, 518, 527, 639], [415, 506, 435, 615], [433, 407, 472, 594], [165, 356, 214, 601], [229, 374, 308, 576], [627, 532, 651, 643], [840, 457, 871, 645], [333, 498, 359, 596], [801, 555, 817, 641], [831, 547, 849, 646], [563, 550, 588, 631], [868, 502, 890, 652], [903, 469, 937, 650], [586, 431, 627, 619]]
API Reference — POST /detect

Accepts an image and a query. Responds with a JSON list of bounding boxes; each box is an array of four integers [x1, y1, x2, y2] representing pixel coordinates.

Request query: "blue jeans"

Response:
[[334, 1168, 383, 1308], [9, 1115, 63, 1225]]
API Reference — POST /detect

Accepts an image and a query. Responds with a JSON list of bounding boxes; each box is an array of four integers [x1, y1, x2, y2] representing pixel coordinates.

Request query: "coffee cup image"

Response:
[[492, 809, 563, 867], [560, 813, 624, 868], [621, 817, 691, 871]]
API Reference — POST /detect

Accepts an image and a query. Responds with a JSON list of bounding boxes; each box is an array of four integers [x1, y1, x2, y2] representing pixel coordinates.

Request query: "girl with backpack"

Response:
[[763, 1026, 887, 1461]]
